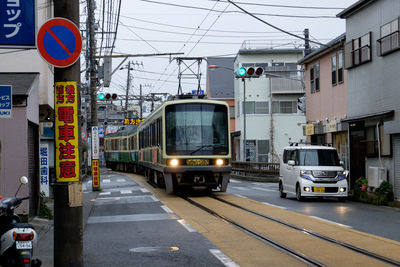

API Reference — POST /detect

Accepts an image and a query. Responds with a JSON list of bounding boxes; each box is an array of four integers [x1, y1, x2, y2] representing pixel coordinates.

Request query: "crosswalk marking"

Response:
[[117, 178, 126, 182], [231, 186, 249, 191], [229, 179, 241, 183], [141, 188, 149, 193], [252, 187, 276, 192], [102, 179, 111, 183], [177, 219, 197, 232], [161, 205, 173, 214], [99, 192, 111, 196], [120, 190, 132, 194], [209, 249, 239, 267]]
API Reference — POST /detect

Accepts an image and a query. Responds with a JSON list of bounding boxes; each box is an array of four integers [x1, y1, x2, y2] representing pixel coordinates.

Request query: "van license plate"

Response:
[[16, 241, 32, 249], [314, 187, 325, 193]]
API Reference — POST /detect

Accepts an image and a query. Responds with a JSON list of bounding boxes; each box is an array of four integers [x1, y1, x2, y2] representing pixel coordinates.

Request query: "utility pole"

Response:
[[140, 84, 143, 118], [125, 61, 131, 117], [242, 78, 247, 162], [89, 0, 98, 127], [53, 0, 83, 266]]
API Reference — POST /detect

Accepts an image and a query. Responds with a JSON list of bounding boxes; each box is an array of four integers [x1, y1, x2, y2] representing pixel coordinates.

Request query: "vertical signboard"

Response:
[[92, 159, 100, 189], [0, 0, 35, 47], [0, 85, 12, 118], [55, 81, 79, 182], [39, 143, 50, 196], [91, 127, 100, 190]]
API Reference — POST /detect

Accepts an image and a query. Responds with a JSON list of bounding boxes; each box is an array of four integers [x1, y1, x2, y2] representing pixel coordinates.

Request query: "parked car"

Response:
[[279, 144, 348, 201]]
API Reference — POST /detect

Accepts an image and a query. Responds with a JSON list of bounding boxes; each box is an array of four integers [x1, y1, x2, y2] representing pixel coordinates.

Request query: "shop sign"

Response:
[[305, 124, 314, 136], [39, 143, 49, 196], [55, 81, 79, 182], [326, 121, 337, 133]]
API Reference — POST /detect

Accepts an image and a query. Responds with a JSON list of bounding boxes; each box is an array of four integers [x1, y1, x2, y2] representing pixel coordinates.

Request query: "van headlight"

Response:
[[300, 170, 313, 180], [168, 159, 179, 167]]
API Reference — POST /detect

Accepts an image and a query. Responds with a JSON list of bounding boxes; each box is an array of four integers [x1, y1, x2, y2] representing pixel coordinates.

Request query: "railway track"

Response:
[[179, 194, 400, 267]]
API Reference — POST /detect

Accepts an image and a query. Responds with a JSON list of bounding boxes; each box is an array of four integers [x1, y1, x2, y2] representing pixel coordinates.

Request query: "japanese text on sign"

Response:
[[0, 0, 35, 47], [123, 118, 144, 125], [92, 160, 100, 188], [55, 82, 79, 182], [39, 144, 50, 196], [0, 85, 12, 118]]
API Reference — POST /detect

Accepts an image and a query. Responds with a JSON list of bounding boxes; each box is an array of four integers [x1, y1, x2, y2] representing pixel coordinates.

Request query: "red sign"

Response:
[[92, 160, 100, 188], [37, 18, 82, 68]]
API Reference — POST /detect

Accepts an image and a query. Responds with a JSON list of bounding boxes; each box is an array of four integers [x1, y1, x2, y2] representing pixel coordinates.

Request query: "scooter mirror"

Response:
[[20, 176, 29, 184]]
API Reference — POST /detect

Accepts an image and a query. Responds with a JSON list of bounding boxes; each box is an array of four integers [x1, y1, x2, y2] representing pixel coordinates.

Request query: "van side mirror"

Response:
[[339, 161, 344, 166], [287, 160, 295, 166]]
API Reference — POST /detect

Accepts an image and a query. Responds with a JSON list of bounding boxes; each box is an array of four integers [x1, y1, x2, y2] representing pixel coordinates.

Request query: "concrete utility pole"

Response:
[[125, 61, 131, 116], [89, 0, 98, 127], [53, 0, 83, 266]]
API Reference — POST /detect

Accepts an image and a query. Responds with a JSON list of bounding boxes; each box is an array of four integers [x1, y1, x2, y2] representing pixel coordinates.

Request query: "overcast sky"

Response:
[[94, 0, 357, 99]]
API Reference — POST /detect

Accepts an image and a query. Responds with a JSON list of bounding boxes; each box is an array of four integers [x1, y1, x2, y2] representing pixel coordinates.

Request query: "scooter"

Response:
[[0, 176, 41, 267]]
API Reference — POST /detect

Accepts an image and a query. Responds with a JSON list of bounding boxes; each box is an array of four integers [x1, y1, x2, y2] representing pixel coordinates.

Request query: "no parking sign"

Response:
[[37, 18, 82, 68]]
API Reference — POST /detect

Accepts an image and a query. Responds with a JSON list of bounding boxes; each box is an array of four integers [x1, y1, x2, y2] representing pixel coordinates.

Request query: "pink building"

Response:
[[298, 34, 349, 169]]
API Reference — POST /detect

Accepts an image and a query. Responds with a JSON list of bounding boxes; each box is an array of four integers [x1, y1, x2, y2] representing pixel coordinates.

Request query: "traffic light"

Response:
[[105, 93, 118, 100], [236, 66, 264, 78], [98, 93, 105, 100]]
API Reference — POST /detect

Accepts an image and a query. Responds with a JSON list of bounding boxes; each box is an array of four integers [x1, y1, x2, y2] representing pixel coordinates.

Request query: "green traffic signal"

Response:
[[98, 93, 105, 100], [237, 67, 246, 76]]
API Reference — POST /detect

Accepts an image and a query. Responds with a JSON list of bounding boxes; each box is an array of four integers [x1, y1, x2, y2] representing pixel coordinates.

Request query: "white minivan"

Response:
[[279, 144, 348, 201]]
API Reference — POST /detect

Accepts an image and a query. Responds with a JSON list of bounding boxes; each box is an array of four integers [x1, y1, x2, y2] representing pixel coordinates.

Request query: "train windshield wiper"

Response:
[[190, 144, 222, 155]]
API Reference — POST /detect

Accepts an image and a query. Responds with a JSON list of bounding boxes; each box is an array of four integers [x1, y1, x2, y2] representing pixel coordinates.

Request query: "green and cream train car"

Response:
[[104, 96, 232, 194]]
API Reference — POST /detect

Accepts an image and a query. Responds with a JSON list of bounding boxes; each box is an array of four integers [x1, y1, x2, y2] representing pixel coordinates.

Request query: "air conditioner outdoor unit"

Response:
[[368, 167, 387, 188]]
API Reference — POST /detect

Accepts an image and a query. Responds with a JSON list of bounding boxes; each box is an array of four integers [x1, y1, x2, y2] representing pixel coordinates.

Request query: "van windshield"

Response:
[[298, 149, 340, 166]]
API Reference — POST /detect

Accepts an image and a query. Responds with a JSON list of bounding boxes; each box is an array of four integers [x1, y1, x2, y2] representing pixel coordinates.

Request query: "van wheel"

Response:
[[279, 182, 286, 198], [296, 184, 304, 201]]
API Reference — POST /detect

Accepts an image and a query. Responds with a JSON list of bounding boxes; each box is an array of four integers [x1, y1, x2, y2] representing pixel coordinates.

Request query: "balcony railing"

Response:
[[270, 78, 304, 94]]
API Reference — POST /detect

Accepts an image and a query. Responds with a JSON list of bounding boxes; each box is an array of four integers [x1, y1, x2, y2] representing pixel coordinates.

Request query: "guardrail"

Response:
[[231, 161, 280, 182]]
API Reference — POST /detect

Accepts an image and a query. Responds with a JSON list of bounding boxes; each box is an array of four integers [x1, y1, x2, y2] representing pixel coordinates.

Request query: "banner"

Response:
[[55, 81, 79, 182]]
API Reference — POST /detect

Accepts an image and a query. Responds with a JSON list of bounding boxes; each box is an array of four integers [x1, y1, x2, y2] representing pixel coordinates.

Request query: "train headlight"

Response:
[[169, 159, 179, 167], [216, 159, 224, 166]]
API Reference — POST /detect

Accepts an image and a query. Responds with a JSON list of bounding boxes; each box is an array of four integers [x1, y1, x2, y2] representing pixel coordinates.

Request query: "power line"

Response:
[[208, 0, 345, 10], [226, 0, 328, 47], [139, 0, 337, 19]]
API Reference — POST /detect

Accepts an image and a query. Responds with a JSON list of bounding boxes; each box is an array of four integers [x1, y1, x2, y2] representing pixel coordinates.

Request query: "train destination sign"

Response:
[[37, 18, 82, 68], [123, 118, 144, 125]]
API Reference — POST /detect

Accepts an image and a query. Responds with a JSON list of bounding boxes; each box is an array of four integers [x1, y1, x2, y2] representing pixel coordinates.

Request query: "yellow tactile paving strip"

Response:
[[125, 173, 399, 266]]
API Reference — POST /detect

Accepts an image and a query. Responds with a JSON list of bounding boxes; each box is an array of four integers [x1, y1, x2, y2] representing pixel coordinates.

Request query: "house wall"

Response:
[[345, 0, 400, 134], [304, 49, 348, 123], [234, 51, 305, 162]]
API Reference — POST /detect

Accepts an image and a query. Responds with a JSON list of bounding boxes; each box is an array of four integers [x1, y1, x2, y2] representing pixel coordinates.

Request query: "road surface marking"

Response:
[[262, 202, 287, 209], [252, 187, 276, 192], [229, 179, 241, 183], [177, 219, 197, 232], [231, 186, 249, 191], [129, 246, 179, 253], [88, 213, 178, 224], [102, 179, 111, 183], [311, 216, 352, 228], [99, 192, 111, 196], [120, 190, 132, 194], [117, 178, 126, 182], [141, 188, 149, 193], [161, 205, 174, 214], [93, 195, 158, 205], [209, 249, 239, 267]]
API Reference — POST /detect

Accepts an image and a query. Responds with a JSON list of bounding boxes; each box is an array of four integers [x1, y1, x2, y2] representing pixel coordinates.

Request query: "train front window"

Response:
[[166, 103, 228, 155]]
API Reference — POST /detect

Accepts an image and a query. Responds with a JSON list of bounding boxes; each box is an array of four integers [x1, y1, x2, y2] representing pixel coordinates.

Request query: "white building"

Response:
[[234, 48, 306, 162]]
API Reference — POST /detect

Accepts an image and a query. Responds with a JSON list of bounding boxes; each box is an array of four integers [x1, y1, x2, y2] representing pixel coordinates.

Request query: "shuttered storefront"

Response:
[[394, 135, 400, 200]]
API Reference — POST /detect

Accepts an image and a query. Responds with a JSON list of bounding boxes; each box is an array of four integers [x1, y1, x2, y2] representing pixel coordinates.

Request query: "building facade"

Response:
[[0, 1, 54, 215], [298, 34, 350, 170], [234, 49, 306, 162], [338, 0, 400, 198]]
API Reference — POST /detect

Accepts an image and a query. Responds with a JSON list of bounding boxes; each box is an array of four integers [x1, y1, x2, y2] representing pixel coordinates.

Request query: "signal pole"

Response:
[[53, 0, 83, 266], [88, 0, 98, 127]]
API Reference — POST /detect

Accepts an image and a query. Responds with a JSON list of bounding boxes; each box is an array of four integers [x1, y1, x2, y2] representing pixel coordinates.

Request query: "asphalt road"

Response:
[[82, 171, 235, 267], [227, 179, 400, 242]]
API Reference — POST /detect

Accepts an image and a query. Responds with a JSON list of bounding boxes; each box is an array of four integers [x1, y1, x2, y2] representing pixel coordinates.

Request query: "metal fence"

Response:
[[231, 161, 280, 182]]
